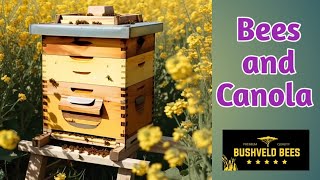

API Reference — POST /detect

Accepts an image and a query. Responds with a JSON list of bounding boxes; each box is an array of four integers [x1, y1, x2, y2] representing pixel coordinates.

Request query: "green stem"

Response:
[[173, 115, 181, 126], [1, 100, 19, 119]]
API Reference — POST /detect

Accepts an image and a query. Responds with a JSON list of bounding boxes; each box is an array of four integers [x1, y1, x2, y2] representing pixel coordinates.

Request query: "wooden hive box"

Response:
[[30, 14, 163, 149]]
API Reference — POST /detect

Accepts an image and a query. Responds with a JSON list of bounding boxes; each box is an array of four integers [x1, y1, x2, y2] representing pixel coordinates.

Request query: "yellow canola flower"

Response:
[[147, 163, 168, 180], [165, 57, 202, 90], [192, 129, 212, 154], [132, 161, 149, 176], [196, 26, 203, 33], [158, 45, 164, 50], [187, 33, 203, 48], [6, 25, 16, 34], [160, 52, 168, 59], [164, 148, 187, 168], [166, 55, 193, 81], [164, 98, 187, 118], [54, 173, 66, 180], [162, 141, 170, 149], [18, 93, 27, 102], [1, 75, 11, 84], [181, 121, 193, 130], [137, 126, 162, 151], [0, 130, 20, 150], [19, 32, 29, 41], [172, 127, 187, 142], [36, 42, 42, 53], [17, 5, 28, 14]]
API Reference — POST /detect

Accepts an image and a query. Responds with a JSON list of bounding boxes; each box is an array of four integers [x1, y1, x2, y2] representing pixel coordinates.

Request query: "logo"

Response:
[[222, 130, 309, 171]]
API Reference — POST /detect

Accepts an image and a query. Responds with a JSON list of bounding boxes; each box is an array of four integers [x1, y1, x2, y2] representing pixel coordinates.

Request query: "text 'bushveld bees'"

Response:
[[234, 148, 300, 157]]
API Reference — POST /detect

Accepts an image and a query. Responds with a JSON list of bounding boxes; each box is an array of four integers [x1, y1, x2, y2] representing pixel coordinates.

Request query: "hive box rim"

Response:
[[29, 22, 163, 39]]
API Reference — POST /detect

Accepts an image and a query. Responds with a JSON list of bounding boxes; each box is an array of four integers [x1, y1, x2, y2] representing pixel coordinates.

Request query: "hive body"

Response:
[[31, 22, 163, 146]]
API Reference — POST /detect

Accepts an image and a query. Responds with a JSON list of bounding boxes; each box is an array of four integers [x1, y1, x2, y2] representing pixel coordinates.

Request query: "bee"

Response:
[[84, 137, 89, 142], [106, 75, 113, 82], [92, 21, 102, 25], [78, 155, 84, 160], [104, 141, 111, 146], [49, 78, 59, 88]]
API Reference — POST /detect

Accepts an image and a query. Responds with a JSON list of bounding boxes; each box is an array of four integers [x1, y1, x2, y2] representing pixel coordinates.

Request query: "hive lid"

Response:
[[29, 22, 163, 39]]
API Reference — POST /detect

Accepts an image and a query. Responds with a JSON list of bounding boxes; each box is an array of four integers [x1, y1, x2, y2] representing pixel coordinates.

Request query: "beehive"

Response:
[[30, 7, 163, 148]]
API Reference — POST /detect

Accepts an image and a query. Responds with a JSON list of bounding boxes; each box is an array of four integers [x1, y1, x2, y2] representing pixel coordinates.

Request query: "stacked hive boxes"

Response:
[[30, 14, 162, 147]]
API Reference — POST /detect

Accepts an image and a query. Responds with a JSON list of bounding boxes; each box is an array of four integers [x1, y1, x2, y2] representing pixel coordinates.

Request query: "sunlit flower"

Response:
[[172, 127, 187, 142], [193, 128, 212, 154], [1, 75, 11, 84], [196, 26, 203, 33], [158, 45, 164, 50], [187, 33, 203, 48], [54, 173, 66, 180], [160, 52, 167, 59], [0, 130, 20, 150], [164, 148, 187, 167], [147, 163, 168, 180], [36, 42, 42, 53], [181, 121, 193, 130], [138, 126, 162, 151], [18, 93, 27, 102], [132, 161, 149, 176], [164, 99, 187, 118], [162, 141, 170, 149]]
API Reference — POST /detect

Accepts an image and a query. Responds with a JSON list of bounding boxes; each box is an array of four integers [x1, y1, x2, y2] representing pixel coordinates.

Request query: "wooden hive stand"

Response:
[[18, 137, 174, 180]]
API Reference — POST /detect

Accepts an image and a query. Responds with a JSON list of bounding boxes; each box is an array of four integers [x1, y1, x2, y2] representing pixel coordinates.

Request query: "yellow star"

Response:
[[265, 159, 269, 164], [256, 159, 260, 164], [273, 159, 278, 164], [282, 159, 287, 164], [247, 159, 252, 164]]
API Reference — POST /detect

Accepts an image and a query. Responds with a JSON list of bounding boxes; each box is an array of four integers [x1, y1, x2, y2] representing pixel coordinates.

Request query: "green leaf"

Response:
[[164, 167, 182, 180], [180, 169, 189, 176]]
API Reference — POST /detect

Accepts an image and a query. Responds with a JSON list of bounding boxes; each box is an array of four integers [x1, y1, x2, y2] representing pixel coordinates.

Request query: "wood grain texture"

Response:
[[42, 51, 154, 87], [117, 168, 134, 180], [42, 35, 154, 59], [42, 78, 153, 141], [87, 6, 114, 16], [50, 132, 120, 148], [125, 78, 154, 137], [32, 133, 51, 148], [42, 55, 126, 87], [110, 141, 139, 161], [18, 140, 150, 169], [114, 14, 143, 25], [59, 14, 142, 25], [43, 36, 126, 48], [25, 154, 48, 180], [125, 51, 154, 87], [44, 81, 125, 103], [43, 93, 126, 140], [58, 97, 103, 115], [126, 34, 155, 58]]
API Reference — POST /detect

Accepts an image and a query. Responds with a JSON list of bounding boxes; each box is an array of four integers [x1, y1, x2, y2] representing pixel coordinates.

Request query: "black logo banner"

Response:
[[223, 130, 309, 171]]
